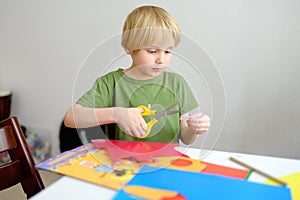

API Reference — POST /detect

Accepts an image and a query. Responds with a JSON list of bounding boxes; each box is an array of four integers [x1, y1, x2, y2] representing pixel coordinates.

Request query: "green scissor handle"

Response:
[[137, 105, 157, 138]]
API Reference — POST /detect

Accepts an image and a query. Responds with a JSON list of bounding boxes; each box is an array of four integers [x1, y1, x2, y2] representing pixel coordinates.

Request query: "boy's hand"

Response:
[[184, 113, 210, 134], [112, 107, 148, 137]]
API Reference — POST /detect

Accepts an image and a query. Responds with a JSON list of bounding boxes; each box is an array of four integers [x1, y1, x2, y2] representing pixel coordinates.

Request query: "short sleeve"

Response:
[[76, 78, 114, 108]]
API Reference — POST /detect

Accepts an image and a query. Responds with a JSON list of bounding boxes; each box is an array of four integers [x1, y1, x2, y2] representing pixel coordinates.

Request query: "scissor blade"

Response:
[[165, 110, 180, 115], [153, 99, 183, 119], [164, 99, 182, 112], [155, 111, 179, 119]]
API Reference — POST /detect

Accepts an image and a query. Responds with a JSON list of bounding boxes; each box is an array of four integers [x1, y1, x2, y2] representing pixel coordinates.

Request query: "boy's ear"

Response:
[[124, 48, 133, 55]]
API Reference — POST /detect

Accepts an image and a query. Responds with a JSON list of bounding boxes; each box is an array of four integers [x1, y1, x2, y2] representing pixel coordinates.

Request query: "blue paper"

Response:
[[114, 165, 291, 200]]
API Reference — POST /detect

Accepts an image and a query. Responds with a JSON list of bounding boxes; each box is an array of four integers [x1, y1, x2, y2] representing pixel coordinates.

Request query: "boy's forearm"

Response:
[[64, 104, 116, 128]]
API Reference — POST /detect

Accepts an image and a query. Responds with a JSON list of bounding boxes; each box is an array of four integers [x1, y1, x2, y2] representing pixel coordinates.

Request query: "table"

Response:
[[30, 147, 300, 200]]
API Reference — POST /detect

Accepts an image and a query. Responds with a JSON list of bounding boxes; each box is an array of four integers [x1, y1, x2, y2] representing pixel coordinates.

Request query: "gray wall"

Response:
[[1, 0, 299, 159]]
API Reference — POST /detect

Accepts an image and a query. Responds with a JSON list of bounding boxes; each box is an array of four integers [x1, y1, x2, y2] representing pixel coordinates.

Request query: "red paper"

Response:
[[92, 139, 183, 162], [202, 161, 249, 179]]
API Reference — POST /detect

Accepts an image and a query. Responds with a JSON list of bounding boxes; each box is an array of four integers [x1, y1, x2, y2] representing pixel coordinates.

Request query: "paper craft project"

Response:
[[92, 139, 249, 179], [36, 140, 249, 192], [91, 139, 183, 162], [36, 143, 206, 190], [114, 165, 292, 200]]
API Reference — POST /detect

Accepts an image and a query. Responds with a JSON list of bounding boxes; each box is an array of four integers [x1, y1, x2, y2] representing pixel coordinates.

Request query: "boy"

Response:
[[64, 5, 210, 145]]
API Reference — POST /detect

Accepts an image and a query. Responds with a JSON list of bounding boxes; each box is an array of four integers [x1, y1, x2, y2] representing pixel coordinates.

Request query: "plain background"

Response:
[[0, 0, 299, 159]]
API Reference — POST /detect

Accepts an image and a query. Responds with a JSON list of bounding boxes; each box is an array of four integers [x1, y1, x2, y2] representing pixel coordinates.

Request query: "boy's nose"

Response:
[[155, 53, 164, 64]]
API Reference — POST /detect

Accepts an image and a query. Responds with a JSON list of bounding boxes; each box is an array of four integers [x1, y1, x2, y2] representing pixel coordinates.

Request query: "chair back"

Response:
[[0, 116, 44, 198]]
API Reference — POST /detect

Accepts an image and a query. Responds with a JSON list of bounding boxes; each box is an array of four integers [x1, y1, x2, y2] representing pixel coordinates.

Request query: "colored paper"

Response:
[[92, 139, 249, 179], [91, 139, 183, 162], [114, 166, 292, 200], [202, 161, 249, 179], [36, 144, 206, 190], [123, 185, 184, 200], [264, 172, 300, 200], [36, 140, 250, 193]]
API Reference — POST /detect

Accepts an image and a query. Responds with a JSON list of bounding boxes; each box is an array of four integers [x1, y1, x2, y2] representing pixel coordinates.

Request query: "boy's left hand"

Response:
[[184, 113, 210, 134]]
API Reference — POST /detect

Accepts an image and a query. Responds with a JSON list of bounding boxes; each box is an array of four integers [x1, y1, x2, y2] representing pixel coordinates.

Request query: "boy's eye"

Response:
[[145, 48, 172, 54], [147, 50, 157, 54]]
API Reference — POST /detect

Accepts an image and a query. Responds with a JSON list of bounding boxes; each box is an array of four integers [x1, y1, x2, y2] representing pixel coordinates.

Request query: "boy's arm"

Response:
[[64, 104, 115, 128], [64, 104, 148, 137], [180, 114, 210, 145]]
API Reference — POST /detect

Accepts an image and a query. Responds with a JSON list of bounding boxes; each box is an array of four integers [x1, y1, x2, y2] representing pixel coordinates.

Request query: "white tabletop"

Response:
[[30, 148, 300, 200]]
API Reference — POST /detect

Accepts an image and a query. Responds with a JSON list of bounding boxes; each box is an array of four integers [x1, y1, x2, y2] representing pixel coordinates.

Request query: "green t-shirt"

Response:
[[77, 68, 198, 143]]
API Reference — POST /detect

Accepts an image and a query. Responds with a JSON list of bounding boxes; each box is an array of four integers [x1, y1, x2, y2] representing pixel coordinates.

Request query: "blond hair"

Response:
[[121, 5, 181, 51]]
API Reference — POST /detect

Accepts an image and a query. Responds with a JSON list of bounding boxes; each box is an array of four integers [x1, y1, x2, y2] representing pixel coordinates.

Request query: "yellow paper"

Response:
[[264, 172, 300, 200], [124, 185, 179, 199]]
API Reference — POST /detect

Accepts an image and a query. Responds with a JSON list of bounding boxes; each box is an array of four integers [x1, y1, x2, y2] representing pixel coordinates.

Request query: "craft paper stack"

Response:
[[114, 165, 292, 200], [36, 140, 249, 190], [35, 143, 207, 190]]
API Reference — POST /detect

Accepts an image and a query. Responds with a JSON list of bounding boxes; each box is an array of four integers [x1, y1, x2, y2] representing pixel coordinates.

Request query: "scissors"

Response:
[[137, 100, 181, 138]]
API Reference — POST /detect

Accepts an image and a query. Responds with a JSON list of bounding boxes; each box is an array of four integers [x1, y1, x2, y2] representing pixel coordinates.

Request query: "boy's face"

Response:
[[129, 44, 174, 79]]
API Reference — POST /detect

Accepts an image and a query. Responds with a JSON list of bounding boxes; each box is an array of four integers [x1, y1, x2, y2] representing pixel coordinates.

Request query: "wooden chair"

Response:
[[0, 116, 44, 199]]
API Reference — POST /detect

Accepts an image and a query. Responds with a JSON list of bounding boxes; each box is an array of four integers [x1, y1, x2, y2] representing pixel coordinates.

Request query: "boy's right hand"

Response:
[[112, 107, 148, 137]]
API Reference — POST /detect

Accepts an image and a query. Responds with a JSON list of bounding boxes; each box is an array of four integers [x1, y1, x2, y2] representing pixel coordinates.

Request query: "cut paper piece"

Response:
[[264, 172, 300, 200], [114, 166, 292, 200], [36, 144, 206, 190], [92, 139, 183, 162], [124, 185, 186, 200], [202, 161, 249, 179], [161, 156, 206, 172]]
